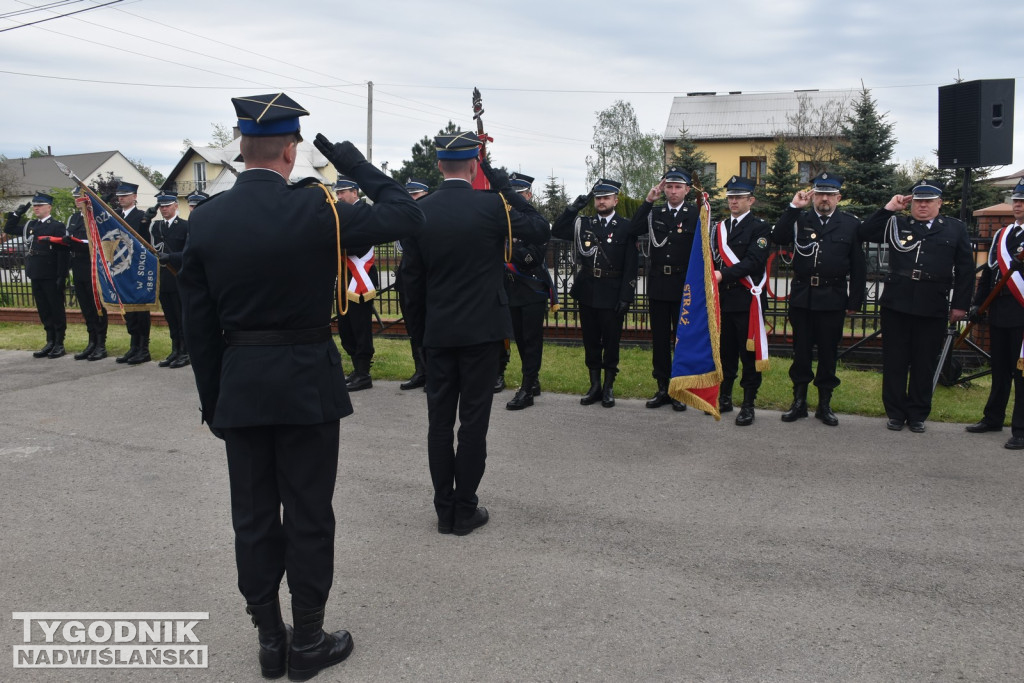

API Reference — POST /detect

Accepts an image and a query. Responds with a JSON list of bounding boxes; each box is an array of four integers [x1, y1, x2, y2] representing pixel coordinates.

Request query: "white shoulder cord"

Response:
[[574, 215, 598, 260], [885, 214, 922, 260]]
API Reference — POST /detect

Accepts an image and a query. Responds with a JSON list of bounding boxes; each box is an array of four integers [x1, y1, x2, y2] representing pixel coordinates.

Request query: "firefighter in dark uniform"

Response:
[[114, 182, 157, 365], [503, 172, 554, 410], [631, 167, 700, 411], [179, 93, 423, 680], [397, 178, 430, 391], [3, 193, 69, 358], [401, 132, 549, 537], [551, 178, 638, 408], [713, 176, 772, 426], [65, 188, 109, 360], [151, 192, 190, 368], [859, 179, 974, 433], [334, 175, 378, 391], [964, 178, 1024, 449], [186, 191, 209, 214], [771, 173, 866, 426]]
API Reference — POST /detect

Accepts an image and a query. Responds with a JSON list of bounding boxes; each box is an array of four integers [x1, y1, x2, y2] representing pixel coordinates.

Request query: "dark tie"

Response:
[[820, 215, 829, 227], [729, 218, 737, 233], [670, 208, 678, 220], [601, 218, 608, 230]]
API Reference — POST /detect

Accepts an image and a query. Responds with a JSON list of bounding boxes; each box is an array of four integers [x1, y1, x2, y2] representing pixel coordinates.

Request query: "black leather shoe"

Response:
[[127, 349, 151, 365], [87, 346, 108, 361], [506, 388, 533, 410], [908, 420, 926, 433], [645, 390, 670, 409], [886, 418, 905, 431], [346, 372, 372, 392], [965, 421, 1002, 433], [288, 606, 353, 682], [437, 518, 453, 534], [601, 385, 615, 408], [245, 599, 291, 680], [1004, 436, 1024, 450], [400, 371, 425, 390], [719, 396, 733, 413], [47, 343, 65, 359], [531, 380, 541, 397], [169, 353, 191, 369], [780, 399, 808, 422], [33, 341, 54, 359], [493, 375, 505, 393], [671, 399, 687, 412], [115, 347, 137, 364], [815, 405, 839, 427], [453, 506, 488, 536], [735, 405, 754, 426]]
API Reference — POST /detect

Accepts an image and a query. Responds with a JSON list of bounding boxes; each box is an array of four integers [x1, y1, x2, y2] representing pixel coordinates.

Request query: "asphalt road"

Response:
[[1, 350, 1022, 682]]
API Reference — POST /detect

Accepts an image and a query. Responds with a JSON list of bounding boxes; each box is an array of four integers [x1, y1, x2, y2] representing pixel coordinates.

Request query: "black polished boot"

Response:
[[74, 332, 96, 361], [116, 334, 139, 364], [33, 330, 55, 358], [645, 380, 671, 409], [287, 604, 353, 682], [718, 381, 734, 413], [531, 378, 541, 396], [128, 337, 151, 364], [159, 340, 179, 368], [506, 374, 536, 410], [400, 344, 426, 390], [88, 331, 108, 361], [601, 370, 616, 408], [493, 374, 505, 393], [580, 369, 602, 405], [346, 358, 372, 391], [735, 389, 756, 426], [246, 597, 291, 679], [47, 330, 66, 358], [815, 387, 839, 426], [169, 349, 191, 368], [780, 384, 808, 422]]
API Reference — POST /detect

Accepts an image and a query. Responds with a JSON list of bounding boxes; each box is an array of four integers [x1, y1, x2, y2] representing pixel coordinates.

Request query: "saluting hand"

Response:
[[884, 195, 912, 212], [791, 189, 813, 208], [646, 180, 666, 203], [313, 134, 367, 175]]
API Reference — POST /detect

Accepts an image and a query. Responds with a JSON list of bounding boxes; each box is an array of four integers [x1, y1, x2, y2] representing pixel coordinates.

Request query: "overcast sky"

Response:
[[2, 0, 1022, 196]]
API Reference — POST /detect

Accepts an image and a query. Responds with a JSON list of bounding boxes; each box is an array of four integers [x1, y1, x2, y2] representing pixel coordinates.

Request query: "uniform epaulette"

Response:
[[839, 209, 860, 220]]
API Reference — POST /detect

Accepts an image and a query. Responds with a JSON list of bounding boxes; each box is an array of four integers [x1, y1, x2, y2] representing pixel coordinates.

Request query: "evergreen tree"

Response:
[[833, 88, 899, 216], [539, 174, 569, 223], [914, 165, 1004, 229], [389, 121, 458, 191], [666, 126, 720, 203], [759, 140, 802, 222]]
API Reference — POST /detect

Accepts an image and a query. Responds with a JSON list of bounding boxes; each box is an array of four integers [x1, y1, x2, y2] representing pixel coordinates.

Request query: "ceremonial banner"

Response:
[[668, 193, 723, 418], [81, 194, 159, 312]]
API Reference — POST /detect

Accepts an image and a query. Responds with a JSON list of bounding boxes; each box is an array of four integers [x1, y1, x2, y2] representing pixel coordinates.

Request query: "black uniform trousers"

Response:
[[71, 257, 107, 336], [425, 340, 501, 523], [125, 311, 151, 340], [160, 290, 184, 348], [879, 307, 946, 423], [338, 299, 375, 365], [509, 300, 546, 382], [579, 304, 626, 372], [32, 278, 66, 335], [787, 308, 847, 390], [720, 309, 762, 392], [982, 323, 1024, 436], [650, 298, 681, 382], [223, 420, 339, 609]]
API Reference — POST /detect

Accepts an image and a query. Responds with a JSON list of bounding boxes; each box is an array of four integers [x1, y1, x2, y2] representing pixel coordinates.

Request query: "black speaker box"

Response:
[[938, 79, 1015, 168]]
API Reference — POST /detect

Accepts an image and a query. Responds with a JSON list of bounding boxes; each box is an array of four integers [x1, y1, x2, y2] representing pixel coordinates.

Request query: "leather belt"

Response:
[[891, 268, 952, 285], [797, 275, 847, 287], [584, 266, 623, 279], [223, 326, 331, 346], [660, 265, 684, 275]]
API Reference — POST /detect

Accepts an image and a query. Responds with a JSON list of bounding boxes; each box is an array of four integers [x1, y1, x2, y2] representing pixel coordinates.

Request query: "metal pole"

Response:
[[366, 81, 373, 164]]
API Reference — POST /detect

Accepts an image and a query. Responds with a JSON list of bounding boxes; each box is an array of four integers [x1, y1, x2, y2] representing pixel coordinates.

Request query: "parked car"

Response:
[[0, 237, 27, 271]]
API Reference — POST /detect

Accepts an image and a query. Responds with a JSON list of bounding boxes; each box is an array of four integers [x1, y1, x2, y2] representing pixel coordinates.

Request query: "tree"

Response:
[[539, 174, 569, 223], [210, 123, 234, 148], [0, 155, 22, 210], [666, 126, 720, 203], [128, 157, 165, 187], [908, 163, 1004, 228], [585, 100, 663, 197], [783, 93, 848, 176], [760, 140, 803, 221], [29, 146, 50, 158], [833, 88, 899, 216], [389, 121, 458, 190]]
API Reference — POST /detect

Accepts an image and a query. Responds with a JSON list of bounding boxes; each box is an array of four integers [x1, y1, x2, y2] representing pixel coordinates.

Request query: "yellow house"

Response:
[[164, 134, 339, 215], [662, 89, 858, 187]]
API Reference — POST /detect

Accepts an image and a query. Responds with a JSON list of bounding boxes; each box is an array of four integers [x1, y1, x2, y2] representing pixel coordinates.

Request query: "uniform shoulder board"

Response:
[[839, 209, 860, 220], [290, 177, 322, 190]]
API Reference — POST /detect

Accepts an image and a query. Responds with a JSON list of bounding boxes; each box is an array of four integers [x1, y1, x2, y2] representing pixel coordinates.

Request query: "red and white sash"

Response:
[[994, 224, 1024, 368], [346, 248, 376, 302], [716, 220, 769, 370]]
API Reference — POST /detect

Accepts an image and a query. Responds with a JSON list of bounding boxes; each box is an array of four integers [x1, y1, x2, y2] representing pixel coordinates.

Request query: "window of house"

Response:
[[701, 163, 717, 186], [739, 156, 767, 185], [193, 161, 207, 192], [798, 162, 813, 184]]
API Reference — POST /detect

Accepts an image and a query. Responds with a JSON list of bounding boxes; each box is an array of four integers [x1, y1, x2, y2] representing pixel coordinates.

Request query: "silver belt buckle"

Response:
[[593, 268, 602, 278], [809, 275, 820, 286], [663, 265, 673, 275], [911, 269, 922, 280]]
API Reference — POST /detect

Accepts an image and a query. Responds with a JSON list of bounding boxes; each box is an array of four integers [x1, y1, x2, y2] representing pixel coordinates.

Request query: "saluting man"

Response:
[[151, 192, 190, 368], [551, 178, 638, 407], [771, 173, 865, 426], [714, 176, 772, 425], [859, 179, 974, 433], [632, 167, 700, 411], [3, 193, 69, 358], [964, 178, 1024, 450]]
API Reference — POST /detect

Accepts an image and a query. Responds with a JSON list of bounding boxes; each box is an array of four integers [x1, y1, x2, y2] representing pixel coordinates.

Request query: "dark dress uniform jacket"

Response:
[[715, 213, 772, 314], [551, 210, 638, 309], [3, 215, 68, 280], [179, 166, 422, 429], [402, 180, 549, 348], [859, 209, 974, 317], [975, 227, 1024, 327], [505, 239, 552, 307], [151, 216, 188, 293], [772, 207, 866, 311], [630, 201, 699, 301]]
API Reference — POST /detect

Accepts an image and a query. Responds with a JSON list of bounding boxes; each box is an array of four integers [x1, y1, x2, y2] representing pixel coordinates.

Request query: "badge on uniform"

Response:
[[756, 237, 768, 249], [810, 233, 817, 239]]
